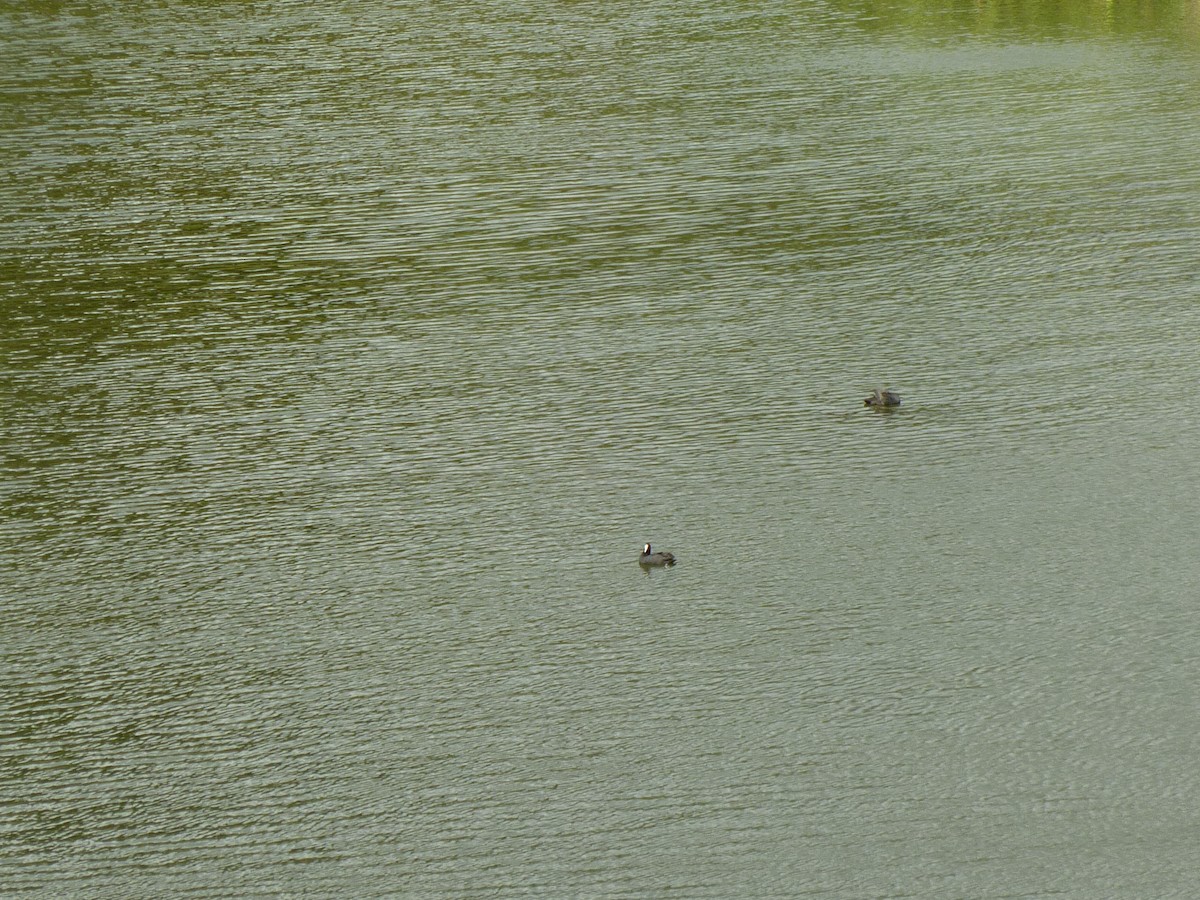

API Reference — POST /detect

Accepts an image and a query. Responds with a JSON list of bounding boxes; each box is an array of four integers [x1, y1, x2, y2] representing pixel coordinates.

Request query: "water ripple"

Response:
[[5, 2, 1200, 897]]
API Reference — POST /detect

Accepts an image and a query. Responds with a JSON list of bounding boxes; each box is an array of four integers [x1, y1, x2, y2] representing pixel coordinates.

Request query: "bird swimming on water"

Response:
[[864, 388, 901, 408], [639, 543, 676, 567]]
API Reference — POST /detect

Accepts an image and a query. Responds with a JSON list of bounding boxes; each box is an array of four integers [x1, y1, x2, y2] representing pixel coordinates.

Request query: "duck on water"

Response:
[[639, 543, 676, 567], [864, 389, 901, 408]]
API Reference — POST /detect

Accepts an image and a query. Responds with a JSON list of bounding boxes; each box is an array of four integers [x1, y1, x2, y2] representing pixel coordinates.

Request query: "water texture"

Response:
[[3, 1, 1200, 896]]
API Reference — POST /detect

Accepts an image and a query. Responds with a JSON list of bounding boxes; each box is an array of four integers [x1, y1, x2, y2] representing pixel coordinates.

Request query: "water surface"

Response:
[[3, 1, 1200, 896]]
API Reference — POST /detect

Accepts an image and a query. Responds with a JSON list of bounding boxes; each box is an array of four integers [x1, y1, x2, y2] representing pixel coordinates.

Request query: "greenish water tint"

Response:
[[3, 1, 1200, 896]]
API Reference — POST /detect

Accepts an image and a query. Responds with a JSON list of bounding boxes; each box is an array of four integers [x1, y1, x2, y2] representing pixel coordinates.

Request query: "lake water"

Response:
[[3, 1, 1200, 896]]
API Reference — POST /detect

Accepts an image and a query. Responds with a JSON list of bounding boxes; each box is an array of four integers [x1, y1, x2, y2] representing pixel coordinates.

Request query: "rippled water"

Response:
[[4, 1, 1200, 896]]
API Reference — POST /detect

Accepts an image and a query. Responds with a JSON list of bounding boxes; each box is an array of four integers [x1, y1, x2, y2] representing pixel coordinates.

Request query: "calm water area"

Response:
[[3, 0, 1200, 896]]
